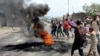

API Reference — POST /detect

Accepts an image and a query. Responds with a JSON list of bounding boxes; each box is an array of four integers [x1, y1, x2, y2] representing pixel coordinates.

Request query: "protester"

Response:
[[70, 20, 86, 56], [51, 20, 57, 36], [69, 19, 76, 38], [96, 15, 100, 31], [96, 15, 100, 55], [56, 20, 65, 38], [87, 27, 98, 56], [97, 31, 100, 55], [83, 23, 89, 47], [91, 15, 99, 34], [63, 19, 71, 39], [85, 16, 92, 25]]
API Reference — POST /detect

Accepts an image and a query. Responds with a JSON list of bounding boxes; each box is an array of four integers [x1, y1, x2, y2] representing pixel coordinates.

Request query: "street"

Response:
[[0, 23, 92, 56], [0, 0, 100, 56]]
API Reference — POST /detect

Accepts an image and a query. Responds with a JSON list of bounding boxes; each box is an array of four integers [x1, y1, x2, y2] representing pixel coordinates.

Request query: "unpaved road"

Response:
[[0, 24, 92, 56]]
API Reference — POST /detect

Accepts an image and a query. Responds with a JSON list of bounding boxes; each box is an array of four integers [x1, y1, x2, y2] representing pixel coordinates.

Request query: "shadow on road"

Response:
[[1, 41, 72, 53]]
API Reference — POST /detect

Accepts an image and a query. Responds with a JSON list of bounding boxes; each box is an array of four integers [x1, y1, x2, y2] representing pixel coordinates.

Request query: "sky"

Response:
[[24, 0, 100, 17]]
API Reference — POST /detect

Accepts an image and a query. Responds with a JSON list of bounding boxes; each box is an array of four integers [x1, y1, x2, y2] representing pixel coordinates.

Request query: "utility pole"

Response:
[[72, 5, 74, 13], [68, 0, 69, 14], [64, 0, 69, 20], [67, 0, 69, 19]]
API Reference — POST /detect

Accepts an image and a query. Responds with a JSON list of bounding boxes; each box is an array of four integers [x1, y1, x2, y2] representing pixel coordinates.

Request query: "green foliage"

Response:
[[83, 3, 100, 16]]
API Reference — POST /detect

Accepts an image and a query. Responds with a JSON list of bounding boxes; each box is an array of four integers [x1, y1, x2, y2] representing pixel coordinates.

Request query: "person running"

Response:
[[63, 19, 71, 39], [56, 20, 65, 38], [70, 20, 86, 56], [51, 20, 57, 36], [87, 27, 98, 56]]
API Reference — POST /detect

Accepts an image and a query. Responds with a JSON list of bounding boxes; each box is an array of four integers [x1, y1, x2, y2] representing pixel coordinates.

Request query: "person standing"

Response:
[[97, 31, 100, 55], [87, 27, 98, 56], [71, 20, 86, 56], [91, 16, 100, 55], [91, 15, 99, 34], [96, 15, 100, 31]]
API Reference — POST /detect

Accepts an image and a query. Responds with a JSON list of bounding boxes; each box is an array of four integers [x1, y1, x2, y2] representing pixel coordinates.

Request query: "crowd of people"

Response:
[[50, 15, 100, 56], [51, 18, 75, 39]]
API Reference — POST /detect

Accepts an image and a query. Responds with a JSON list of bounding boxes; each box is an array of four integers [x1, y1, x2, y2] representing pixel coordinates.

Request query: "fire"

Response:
[[23, 1, 54, 45]]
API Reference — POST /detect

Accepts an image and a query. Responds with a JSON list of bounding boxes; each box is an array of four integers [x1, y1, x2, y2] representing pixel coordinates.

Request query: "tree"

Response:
[[83, 3, 100, 16]]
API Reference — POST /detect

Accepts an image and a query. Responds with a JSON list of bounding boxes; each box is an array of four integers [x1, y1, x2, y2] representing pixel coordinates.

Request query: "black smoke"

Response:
[[0, 0, 49, 26]]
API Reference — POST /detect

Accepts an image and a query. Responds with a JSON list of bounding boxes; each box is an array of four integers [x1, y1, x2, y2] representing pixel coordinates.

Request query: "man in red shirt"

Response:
[[64, 19, 71, 39]]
